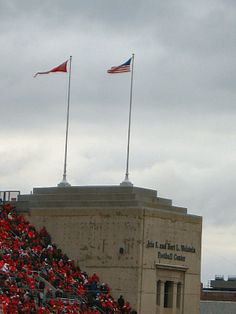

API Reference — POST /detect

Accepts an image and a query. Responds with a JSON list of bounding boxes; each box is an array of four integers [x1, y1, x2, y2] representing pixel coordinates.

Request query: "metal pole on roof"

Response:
[[58, 56, 72, 187], [120, 53, 135, 187]]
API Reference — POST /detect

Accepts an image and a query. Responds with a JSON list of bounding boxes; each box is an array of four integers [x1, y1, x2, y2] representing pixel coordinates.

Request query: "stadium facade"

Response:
[[17, 185, 202, 314]]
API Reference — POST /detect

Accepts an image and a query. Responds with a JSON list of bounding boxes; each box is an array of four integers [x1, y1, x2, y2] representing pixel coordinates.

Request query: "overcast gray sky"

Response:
[[1, 0, 236, 285]]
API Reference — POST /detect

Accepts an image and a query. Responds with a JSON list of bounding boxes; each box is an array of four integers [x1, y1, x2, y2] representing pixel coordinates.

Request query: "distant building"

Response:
[[201, 276, 236, 314], [0, 190, 20, 203], [17, 185, 202, 314]]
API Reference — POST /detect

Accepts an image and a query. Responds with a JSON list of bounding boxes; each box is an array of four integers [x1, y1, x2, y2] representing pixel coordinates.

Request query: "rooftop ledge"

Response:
[[16, 185, 188, 215]]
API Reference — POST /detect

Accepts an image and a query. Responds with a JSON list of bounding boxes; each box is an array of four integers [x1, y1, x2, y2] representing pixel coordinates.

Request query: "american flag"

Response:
[[107, 58, 131, 74]]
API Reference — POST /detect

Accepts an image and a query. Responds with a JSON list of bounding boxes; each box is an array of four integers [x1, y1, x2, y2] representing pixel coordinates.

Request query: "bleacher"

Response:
[[0, 201, 136, 313]]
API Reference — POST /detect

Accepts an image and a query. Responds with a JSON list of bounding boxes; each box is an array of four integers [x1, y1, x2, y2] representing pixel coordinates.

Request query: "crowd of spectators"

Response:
[[0, 203, 137, 314]]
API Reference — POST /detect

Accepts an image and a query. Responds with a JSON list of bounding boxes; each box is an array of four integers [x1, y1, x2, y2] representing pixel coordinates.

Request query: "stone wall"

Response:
[[17, 185, 202, 313]]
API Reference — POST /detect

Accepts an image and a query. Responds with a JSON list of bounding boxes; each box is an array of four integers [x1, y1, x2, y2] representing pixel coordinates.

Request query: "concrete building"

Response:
[[210, 276, 236, 291], [200, 301, 236, 314], [201, 276, 236, 314], [17, 185, 202, 314]]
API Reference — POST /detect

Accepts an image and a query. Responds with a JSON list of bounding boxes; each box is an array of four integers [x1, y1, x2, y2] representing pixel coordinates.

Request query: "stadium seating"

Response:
[[0, 203, 136, 314]]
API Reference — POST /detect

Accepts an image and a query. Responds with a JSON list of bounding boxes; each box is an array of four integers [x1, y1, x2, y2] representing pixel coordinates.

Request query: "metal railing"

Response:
[[0, 190, 20, 203]]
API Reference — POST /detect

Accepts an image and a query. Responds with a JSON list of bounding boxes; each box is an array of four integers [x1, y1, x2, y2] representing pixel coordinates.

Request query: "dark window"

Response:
[[176, 283, 181, 308], [156, 280, 161, 305], [164, 281, 173, 308]]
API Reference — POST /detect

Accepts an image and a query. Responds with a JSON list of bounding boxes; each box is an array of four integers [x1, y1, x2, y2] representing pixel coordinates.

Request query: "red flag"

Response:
[[34, 60, 68, 78]]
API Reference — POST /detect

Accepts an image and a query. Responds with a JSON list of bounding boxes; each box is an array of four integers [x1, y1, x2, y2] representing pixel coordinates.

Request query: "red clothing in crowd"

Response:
[[0, 203, 135, 314]]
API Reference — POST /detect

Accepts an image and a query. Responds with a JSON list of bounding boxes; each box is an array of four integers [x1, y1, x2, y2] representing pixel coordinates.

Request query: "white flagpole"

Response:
[[58, 56, 72, 187], [121, 53, 135, 186]]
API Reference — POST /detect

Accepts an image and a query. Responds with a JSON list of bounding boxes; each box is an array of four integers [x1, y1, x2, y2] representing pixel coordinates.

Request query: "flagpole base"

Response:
[[57, 179, 71, 187], [120, 178, 133, 187]]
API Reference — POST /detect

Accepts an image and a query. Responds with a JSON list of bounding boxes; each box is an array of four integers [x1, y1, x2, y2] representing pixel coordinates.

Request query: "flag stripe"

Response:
[[107, 58, 131, 74]]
